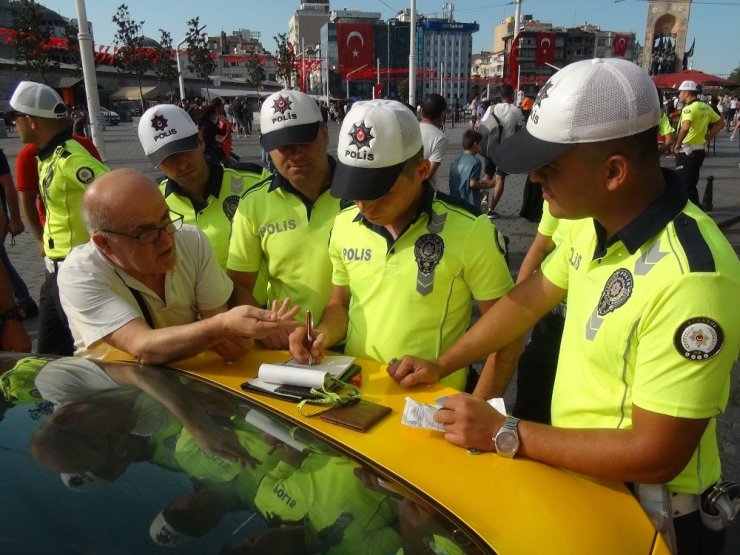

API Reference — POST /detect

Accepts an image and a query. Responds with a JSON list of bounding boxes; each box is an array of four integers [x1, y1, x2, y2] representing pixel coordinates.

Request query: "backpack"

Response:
[[475, 111, 503, 159]]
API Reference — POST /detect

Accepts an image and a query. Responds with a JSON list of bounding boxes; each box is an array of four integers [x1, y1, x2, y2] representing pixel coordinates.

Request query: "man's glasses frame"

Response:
[[100, 215, 184, 245]]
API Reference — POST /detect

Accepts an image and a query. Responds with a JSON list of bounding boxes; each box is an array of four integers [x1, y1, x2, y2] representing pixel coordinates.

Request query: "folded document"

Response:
[[241, 356, 359, 401]]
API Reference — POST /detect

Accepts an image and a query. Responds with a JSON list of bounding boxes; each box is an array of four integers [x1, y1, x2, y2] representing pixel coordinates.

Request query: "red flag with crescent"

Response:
[[508, 33, 521, 89], [535, 32, 556, 65], [613, 34, 629, 57], [337, 23, 374, 77]]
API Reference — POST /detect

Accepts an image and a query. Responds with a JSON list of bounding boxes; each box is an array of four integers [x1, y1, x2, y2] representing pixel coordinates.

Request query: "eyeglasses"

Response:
[[10, 111, 28, 122], [101, 216, 183, 245]]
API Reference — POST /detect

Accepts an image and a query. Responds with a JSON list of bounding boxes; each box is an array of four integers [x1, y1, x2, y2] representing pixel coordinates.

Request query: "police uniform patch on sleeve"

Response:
[[674, 317, 724, 361], [76, 167, 95, 184], [597, 268, 633, 316], [223, 195, 240, 221]]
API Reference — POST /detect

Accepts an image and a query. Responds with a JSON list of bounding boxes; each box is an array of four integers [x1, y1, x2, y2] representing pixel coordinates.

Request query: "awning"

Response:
[[110, 85, 163, 101], [200, 87, 264, 99], [49, 76, 84, 89]]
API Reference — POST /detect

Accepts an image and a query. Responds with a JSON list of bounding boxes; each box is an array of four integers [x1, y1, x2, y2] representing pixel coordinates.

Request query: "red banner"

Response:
[[535, 32, 556, 66], [613, 34, 629, 57], [337, 23, 374, 77], [508, 33, 521, 89]]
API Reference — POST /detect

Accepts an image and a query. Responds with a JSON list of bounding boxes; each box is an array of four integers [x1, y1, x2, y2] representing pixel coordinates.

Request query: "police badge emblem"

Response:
[[674, 317, 724, 361], [414, 234, 444, 274], [597, 268, 633, 316], [272, 95, 293, 115], [223, 195, 239, 221], [348, 121, 374, 149], [150, 114, 168, 131]]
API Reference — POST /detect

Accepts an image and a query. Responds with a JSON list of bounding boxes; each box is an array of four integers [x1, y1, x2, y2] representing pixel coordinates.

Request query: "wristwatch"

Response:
[[0, 307, 21, 322], [494, 416, 520, 458]]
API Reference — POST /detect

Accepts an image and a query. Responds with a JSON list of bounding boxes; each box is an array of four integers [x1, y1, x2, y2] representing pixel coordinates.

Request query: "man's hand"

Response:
[[221, 302, 299, 341], [287, 325, 327, 364], [7, 217, 24, 237], [434, 393, 503, 451], [387, 355, 446, 387], [1, 320, 31, 352], [211, 336, 254, 361], [259, 299, 301, 350]]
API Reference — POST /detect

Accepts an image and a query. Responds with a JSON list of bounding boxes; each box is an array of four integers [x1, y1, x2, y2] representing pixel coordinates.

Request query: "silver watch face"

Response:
[[496, 431, 519, 454]]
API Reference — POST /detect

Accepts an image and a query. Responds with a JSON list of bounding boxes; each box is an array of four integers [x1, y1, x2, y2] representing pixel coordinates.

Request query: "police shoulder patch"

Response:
[[76, 167, 95, 184], [673, 317, 724, 361]]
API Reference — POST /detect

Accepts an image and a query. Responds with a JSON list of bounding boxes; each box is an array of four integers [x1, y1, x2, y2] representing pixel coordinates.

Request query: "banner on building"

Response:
[[613, 34, 629, 57], [337, 23, 374, 77], [508, 33, 521, 89], [535, 32, 556, 66]]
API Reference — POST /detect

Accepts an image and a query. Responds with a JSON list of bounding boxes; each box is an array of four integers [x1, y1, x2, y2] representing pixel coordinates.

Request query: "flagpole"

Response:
[[409, 0, 417, 107], [513, 0, 522, 101]]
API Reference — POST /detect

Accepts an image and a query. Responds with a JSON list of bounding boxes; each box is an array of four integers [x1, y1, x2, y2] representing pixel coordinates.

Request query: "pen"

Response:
[[306, 310, 314, 366]]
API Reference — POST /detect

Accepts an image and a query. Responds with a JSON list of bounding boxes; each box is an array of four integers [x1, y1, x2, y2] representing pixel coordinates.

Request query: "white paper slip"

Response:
[[487, 397, 506, 416], [258, 364, 328, 388], [401, 397, 445, 432]]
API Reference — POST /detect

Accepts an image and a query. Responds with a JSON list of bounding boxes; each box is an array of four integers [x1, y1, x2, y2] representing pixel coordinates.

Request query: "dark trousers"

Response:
[[674, 511, 726, 555], [675, 149, 706, 207], [512, 311, 565, 424], [37, 269, 74, 355]]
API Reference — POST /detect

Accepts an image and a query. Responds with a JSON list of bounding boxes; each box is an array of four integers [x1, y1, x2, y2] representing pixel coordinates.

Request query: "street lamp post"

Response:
[[177, 24, 206, 101], [74, 0, 105, 159], [345, 64, 369, 100]]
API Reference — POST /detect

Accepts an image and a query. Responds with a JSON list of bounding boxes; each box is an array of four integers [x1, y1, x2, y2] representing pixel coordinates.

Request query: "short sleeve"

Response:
[[462, 216, 514, 301], [537, 201, 559, 237], [329, 216, 350, 287], [226, 197, 263, 273], [191, 228, 233, 310], [14, 145, 39, 193]]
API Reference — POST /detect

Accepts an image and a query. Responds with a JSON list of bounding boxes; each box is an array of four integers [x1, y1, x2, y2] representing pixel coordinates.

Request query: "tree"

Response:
[[185, 17, 215, 100], [244, 56, 265, 91], [112, 4, 152, 113], [153, 29, 178, 100], [10, 0, 57, 82], [727, 63, 740, 87], [273, 33, 295, 88]]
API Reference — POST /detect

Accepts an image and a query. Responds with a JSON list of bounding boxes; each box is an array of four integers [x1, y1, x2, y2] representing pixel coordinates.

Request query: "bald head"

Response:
[[83, 169, 162, 233]]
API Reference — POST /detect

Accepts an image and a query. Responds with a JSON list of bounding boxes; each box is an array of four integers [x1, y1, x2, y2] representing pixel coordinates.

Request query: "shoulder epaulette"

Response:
[[673, 213, 716, 273]]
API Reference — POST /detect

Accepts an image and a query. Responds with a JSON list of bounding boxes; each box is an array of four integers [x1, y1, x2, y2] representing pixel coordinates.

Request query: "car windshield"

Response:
[[0, 354, 485, 554]]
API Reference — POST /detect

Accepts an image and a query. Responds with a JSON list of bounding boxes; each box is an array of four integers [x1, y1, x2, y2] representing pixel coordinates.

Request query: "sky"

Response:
[[39, 0, 740, 77]]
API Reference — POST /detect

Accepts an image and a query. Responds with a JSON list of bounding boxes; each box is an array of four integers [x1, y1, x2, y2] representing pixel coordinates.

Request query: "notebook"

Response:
[[241, 356, 359, 401]]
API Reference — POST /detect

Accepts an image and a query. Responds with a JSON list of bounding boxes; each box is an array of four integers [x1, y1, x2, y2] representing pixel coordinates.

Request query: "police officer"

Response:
[[288, 100, 518, 396], [10, 81, 109, 355], [389, 59, 740, 555], [228, 90, 344, 349], [673, 80, 724, 207], [137, 104, 271, 271]]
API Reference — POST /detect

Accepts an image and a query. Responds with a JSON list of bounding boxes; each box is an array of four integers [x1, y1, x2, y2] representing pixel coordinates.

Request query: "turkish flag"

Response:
[[508, 33, 521, 89], [536, 32, 556, 65], [337, 23, 374, 77], [613, 34, 629, 57], [373, 83, 383, 99]]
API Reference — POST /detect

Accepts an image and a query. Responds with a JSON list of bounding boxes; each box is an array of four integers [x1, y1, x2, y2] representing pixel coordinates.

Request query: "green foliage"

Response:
[[153, 29, 179, 98], [10, 0, 58, 81], [62, 20, 82, 76], [273, 33, 295, 87], [245, 56, 265, 90], [112, 4, 152, 110], [728, 64, 740, 87], [185, 17, 215, 94]]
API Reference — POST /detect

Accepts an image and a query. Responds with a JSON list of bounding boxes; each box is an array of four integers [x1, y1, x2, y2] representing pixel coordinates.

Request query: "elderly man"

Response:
[[228, 90, 345, 348], [390, 59, 740, 554], [288, 100, 517, 396], [58, 169, 295, 364], [10, 81, 109, 355]]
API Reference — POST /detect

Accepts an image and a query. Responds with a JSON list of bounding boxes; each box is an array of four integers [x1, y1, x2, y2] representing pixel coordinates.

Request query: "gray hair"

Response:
[[82, 202, 112, 234]]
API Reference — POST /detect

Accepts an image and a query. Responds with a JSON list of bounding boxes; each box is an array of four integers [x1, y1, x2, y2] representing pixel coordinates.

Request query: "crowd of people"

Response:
[[1, 56, 739, 555]]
